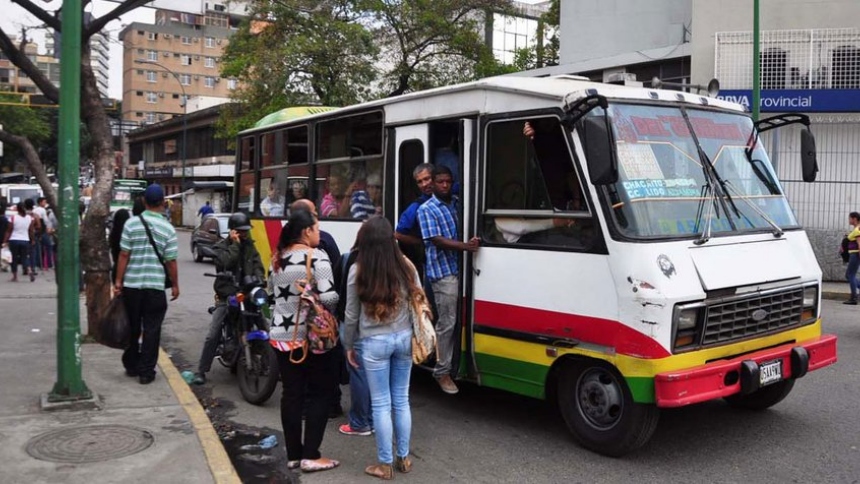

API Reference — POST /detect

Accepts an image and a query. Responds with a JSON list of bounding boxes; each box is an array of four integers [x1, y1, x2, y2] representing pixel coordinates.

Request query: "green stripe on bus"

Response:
[[473, 353, 656, 404]]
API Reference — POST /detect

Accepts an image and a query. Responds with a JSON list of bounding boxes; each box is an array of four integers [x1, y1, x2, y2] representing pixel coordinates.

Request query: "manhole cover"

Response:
[[26, 425, 154, 463]]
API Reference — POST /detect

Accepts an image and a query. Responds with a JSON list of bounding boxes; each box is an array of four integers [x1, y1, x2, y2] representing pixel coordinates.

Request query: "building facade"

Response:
[[0, 38, 61, 100], [119, 7, 244, 125], [48, 13, 111, 99]]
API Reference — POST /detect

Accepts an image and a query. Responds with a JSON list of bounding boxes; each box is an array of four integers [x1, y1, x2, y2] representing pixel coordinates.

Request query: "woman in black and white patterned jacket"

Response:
[[268, 208, 340, 473]]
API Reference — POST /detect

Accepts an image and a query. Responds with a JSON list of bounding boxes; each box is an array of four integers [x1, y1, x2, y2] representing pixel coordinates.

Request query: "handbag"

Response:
[[139, 216, 173, 289], [290, 249, 339, 363], [403, 258, 436, 364]]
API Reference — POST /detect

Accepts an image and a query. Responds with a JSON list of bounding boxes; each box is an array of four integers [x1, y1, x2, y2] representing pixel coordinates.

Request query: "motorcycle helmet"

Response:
[[228, 212, 252, 231]]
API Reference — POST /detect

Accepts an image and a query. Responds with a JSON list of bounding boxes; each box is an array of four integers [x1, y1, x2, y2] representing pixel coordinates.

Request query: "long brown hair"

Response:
[[354, 217, 419, 321], [272, 208, 316, 271]]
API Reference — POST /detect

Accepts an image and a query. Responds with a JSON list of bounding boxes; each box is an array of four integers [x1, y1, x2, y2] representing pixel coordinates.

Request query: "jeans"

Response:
[[431, 275, 458, 378], [361, 329, 412, 464], [276, 347, 338, 461], [122, 288, 168, 379], [347, 341, 373, 431], [8, 240, 30, 275], [30, 236, 42, 271], [41, 233, 55, 269], [197, 303, 228, 374], [847, 253, 860, 300]]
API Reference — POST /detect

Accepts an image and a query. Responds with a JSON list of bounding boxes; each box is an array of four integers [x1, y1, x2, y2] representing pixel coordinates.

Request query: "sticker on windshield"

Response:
[[617, 143, 664, 180], [622, 178, 699, 199]]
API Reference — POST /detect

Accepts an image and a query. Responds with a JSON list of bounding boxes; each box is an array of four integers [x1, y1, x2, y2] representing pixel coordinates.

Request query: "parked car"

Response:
[[191, 213, 230, 262]]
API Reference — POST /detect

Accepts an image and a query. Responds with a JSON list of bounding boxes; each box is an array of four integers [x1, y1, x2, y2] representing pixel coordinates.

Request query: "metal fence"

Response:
[[763, 116, 860, 230], [716, 28, 860, 90]]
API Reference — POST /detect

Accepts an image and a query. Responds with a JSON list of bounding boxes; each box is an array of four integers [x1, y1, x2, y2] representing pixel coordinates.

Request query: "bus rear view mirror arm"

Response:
[[746, 114, 817, 183]]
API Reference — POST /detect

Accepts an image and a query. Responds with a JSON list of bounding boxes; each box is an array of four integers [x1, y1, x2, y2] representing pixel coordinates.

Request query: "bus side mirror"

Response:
[[800, 128, 818, 182], [583, 117, 619, 186]]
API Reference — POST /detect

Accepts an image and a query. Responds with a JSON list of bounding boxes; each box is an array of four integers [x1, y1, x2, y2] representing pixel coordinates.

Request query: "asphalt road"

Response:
[[162, 230, 860, 484]]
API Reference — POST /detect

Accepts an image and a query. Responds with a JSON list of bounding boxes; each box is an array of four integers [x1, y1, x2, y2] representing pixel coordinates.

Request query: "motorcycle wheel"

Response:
[[237, 341, 279, 405]]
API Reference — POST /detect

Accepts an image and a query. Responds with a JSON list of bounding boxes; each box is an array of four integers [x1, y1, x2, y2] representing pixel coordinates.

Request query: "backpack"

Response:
[[842, 236, 858, 263], [290, 249, 339, 364], [403, 258, 436, 364]]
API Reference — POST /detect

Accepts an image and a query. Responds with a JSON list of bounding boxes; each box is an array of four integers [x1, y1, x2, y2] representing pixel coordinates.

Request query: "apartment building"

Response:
[[119, 7, 244, 125], [48, 13, 111, 98], [0, 38, 61, 100]]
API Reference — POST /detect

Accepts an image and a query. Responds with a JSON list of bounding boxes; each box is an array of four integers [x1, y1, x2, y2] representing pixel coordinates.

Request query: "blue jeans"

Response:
[[361, 329, 412, 464], [347, 341, 373, 431], [847, 253, 860, 300]]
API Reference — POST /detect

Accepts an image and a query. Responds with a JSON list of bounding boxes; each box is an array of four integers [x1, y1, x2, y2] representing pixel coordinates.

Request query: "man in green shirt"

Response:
[[114, 184, 180, 384]]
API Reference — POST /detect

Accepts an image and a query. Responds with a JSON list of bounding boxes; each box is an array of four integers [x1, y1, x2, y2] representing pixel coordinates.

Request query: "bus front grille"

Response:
[[702, 287, 805, 345]]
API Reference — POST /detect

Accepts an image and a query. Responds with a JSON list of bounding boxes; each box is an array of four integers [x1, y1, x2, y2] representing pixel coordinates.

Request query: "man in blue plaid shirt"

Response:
[[417, 166, 479, 395]]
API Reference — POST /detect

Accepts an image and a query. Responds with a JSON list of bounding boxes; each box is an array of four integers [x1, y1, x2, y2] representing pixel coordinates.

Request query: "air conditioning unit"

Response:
[[194, 75, 200, 80], [216, 39, 222, 45], [164, 34, 171, 39], [162, 72, 169, 78], [215, 58, 220, 63], [158, 93, 164, 98], [163, 52, 170, 57], [214, 77, 220, 82], [193, 37, 199, 43], [194, 55, 200, 60]]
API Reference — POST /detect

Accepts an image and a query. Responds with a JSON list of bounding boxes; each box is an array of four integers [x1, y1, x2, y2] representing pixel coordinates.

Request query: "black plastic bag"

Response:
[[99, 296, 131, 349]]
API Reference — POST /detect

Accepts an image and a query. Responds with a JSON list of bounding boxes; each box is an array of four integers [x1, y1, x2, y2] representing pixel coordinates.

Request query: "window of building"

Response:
[[181, 55, 192, 66], [172, 93, 179, 99], [181, 36, 192, 45], [136, 112, 143, 117], [147, 32, 158, 41], [144, 112, 157, 124], [146, 70, 157, 83], [147, 50, 158, 61], [204, 76, 215, 88], [180, 74, 191, 85], [205, 57, 215, 68], [146, 92, 158, 103], [136, 69, 144, 75], [136, 91, 143, 96], [481, 117, 593, 248], [227, 78, 237, 90], [205, 36, 215, 48], [832, 45, 860, 89]]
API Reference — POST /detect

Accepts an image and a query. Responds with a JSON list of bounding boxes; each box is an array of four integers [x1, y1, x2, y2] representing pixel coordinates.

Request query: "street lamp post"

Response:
[[134, 59, 188, 190]]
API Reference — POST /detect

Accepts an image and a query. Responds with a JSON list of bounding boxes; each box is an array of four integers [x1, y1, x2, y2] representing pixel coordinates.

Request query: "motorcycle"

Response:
[[204, 271, 279, 405]]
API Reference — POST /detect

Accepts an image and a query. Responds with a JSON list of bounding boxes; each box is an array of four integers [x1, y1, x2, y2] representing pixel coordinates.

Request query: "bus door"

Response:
[[391, 124, 430, 223]]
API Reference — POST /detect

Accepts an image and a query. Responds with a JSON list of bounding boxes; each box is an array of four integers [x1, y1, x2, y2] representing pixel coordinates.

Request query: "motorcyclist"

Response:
[[192, 212, 265, 385]]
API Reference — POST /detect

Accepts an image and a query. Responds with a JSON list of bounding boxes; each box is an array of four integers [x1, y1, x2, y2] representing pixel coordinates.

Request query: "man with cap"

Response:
[[191, 211, 264, 385], [114, 184, 180, 384]]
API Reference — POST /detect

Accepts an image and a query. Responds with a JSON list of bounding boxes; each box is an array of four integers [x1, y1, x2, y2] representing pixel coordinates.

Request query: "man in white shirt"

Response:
[[35, 197, 55, 270]]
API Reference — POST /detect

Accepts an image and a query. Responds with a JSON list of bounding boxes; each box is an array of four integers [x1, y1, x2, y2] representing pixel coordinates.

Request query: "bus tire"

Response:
[[724, 379, 795, 410], [558, 359, 659, 457]]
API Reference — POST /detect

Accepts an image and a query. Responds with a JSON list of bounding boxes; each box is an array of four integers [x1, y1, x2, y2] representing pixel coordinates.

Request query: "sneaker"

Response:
[[190, 373, 206, 385], [435, 375, 459, 394], [843, 299, 858, 305], [338, 423, 372, 436]]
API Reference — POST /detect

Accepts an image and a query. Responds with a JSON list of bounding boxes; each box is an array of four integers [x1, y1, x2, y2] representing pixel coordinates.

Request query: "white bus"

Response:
[[235, 76, 836, 456]]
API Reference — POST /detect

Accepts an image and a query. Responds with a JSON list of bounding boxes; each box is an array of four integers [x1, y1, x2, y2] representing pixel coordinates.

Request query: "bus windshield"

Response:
[[111, 179, 148, 209], [602, 103, 797, 239]]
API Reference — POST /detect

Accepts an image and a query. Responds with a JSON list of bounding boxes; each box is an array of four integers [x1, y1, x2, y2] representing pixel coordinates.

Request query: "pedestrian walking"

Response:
[[844, 211, 860, 305], [113, 184, 180, 384], [2, 202, 35, 282], [24, 199, 42, 276], [342, 217, 421, 480], [268, 209, 340, 473]]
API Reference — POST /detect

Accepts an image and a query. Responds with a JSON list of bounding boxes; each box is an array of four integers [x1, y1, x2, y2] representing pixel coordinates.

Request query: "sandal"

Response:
[[365, 463, 394, 480], [287, 460, 300, 470], [300, 457, 339, 473], [395, 456, 412, 473]]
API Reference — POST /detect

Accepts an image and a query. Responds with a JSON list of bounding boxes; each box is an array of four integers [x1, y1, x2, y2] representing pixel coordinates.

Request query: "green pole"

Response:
[[752, 0, 761, 121], [50, 0, 91, 401]]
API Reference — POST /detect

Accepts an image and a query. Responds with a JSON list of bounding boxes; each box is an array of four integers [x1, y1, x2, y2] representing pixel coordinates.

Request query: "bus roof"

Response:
[[238, 75, 747, 136]]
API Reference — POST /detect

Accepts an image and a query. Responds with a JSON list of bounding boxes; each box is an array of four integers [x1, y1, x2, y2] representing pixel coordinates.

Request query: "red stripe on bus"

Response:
[[474, 300, 671, 359], [264, 220, 284, 254]]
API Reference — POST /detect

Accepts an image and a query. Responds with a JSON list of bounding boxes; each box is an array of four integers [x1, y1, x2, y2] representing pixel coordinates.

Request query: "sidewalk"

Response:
[[0, 270, 238, 484]]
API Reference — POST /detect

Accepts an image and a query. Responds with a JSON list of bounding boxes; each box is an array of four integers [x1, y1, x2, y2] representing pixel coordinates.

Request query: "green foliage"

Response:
[[0, 93, 52, 170]]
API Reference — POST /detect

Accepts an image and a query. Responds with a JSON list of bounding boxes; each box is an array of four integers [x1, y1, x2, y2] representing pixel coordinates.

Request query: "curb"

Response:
[[822, 291, 850, 301], [157, 348, 241, 484]]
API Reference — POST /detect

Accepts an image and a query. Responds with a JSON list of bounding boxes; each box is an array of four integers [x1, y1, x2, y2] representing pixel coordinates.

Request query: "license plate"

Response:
[[759, 359, 783, 386]]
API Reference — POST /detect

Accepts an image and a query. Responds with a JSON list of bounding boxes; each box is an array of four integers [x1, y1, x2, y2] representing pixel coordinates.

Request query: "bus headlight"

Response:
[[672, 304, 703, 351], [801, 285, 818, 323]]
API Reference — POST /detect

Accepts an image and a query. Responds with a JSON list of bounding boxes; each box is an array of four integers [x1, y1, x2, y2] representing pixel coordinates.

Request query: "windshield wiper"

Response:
[[721, 181, 784, 238], [693, 182, 718, 245]]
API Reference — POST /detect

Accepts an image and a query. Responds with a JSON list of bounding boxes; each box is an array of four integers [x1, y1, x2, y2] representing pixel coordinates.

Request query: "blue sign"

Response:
[[716, 89, 860, 113]]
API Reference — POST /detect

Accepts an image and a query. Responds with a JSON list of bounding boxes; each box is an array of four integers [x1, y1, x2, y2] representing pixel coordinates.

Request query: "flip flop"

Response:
[[300, 458, 340, 473]]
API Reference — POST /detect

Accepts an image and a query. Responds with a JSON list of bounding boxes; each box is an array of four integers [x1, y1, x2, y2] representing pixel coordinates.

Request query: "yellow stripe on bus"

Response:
[[474, 319, 824, 378]]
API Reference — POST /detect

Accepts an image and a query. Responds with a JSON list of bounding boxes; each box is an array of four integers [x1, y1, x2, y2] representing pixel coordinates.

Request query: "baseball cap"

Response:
[[144, 184, 165, 205]]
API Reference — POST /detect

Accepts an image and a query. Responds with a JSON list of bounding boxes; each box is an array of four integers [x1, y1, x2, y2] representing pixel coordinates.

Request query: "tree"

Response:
[[0, 0, 154, 339], [0, 93, 52, 176], [217, 0, 379, 141], [362, 0, 514, 96]]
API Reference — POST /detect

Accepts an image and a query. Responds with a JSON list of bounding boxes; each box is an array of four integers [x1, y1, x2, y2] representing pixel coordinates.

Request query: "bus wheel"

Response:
[[724, 380, 795, 410], [558, 360, 659, 457]]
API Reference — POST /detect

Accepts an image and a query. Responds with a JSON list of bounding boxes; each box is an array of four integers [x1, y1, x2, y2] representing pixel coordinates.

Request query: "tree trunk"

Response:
[[78, 47, 114, 340]]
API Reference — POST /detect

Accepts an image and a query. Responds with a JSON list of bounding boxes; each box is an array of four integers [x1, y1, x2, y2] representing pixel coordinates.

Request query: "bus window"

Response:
[[317, 158, 383, 220], [284, 126, 309, 165], [482, 117, 594, 249], [260, 168, 287, 217], [237, 172, 255, 214], [260, 132, 277, 168], [240, 136, 256, 171], [317, 112, 383, 160]]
